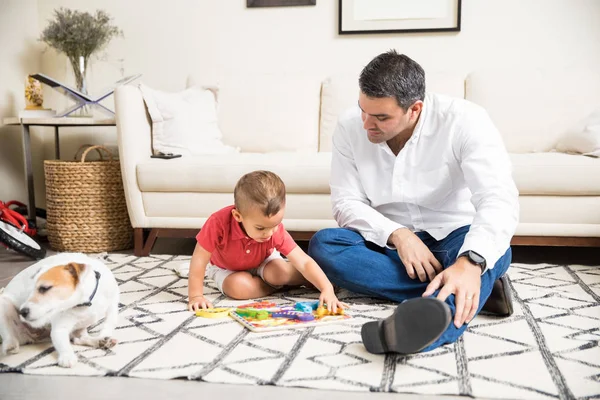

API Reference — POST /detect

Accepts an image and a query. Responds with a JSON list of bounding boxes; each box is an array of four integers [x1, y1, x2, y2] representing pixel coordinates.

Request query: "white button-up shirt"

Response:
[[330, 93, 519, 269]]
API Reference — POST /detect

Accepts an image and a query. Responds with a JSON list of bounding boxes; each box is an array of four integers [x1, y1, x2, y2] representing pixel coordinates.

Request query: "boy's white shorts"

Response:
[[174, 250, 284, 294]]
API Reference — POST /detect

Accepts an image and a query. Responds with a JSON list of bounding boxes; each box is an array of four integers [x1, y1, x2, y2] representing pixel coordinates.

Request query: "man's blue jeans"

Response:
[[308, 226, 512, 351]]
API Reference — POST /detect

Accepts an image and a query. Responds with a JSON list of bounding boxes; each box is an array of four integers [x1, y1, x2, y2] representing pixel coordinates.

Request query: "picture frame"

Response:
[[247, 0, 316, 7], [339, 0, 461, 35]]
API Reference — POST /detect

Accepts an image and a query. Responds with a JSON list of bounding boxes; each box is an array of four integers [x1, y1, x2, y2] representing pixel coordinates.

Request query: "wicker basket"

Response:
[[44, 145, 133, 252]]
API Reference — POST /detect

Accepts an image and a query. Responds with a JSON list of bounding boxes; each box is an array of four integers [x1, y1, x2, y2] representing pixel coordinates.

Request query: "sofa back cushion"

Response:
[[319, 72, 466, 152], [139, 84, 239, 156], [466, 68, 600, 153], [188, 74, 322, 153]]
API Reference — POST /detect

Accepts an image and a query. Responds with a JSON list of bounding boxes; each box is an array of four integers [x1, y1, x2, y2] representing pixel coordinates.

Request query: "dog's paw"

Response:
[[57, 352, 78, 368], [99, 337, 118, 349]]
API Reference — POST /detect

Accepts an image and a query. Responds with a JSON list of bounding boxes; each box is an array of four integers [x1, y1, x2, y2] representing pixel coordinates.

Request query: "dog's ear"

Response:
[[64, 263, 87, 286]]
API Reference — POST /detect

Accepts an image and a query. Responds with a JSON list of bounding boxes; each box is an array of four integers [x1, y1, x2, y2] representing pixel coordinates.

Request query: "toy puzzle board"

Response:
[[229, 309, 351, 332]]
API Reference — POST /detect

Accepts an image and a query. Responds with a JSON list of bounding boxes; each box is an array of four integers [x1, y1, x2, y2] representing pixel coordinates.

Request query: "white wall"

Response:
[[0, 0, 44, 206], [36, 0, 600, 91], [2, 0, 600, 205]]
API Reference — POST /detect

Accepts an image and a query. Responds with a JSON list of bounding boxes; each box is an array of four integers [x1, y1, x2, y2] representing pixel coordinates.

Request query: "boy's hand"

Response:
[[188, 295, 213, 312], [319, 288, 349, 313]]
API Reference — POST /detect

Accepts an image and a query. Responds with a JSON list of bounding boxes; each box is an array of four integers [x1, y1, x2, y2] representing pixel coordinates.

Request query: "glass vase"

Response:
[[68, 55, 92, 117]]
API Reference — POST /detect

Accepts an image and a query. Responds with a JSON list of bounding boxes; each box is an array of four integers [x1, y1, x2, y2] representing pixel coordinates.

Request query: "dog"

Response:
[[0, 253, 119, 368]]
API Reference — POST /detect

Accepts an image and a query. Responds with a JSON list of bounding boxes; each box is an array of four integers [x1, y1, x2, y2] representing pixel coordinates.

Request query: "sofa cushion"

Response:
[[139, 84, 238, 156], [511, 152, 600, 195], [139, 151, 599, 197], [319, 72, 466, 152], [555, 108, 600, 157], [188, 74, 322, 153], [137, 152, 332, 194], [466, 68, 600, 153]]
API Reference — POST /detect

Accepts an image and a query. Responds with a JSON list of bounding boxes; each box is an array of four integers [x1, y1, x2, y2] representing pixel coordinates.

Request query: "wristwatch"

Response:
[[458, 250, 486, 273]]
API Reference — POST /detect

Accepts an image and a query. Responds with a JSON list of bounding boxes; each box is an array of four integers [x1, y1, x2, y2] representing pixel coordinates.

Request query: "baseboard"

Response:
[[510, 236, 600, 247], [133, 227, 600, 256]]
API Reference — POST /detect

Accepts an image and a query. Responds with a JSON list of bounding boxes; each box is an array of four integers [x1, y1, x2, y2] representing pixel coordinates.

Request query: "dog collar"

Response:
[[76, 271, 101, 307]]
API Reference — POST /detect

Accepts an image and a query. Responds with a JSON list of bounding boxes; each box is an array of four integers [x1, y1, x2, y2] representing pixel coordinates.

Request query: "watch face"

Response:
[[469, 251, 485, 264]]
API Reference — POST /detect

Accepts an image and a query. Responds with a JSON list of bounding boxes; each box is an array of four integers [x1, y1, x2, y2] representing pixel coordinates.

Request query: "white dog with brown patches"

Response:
[[0, 253, 119, 368]]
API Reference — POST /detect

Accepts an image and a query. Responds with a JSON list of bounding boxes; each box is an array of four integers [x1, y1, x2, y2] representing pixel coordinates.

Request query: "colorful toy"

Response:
[[256, 310, 269, 320], [235, 308, 258, 318], [271, 311, 315, 321], [230, 301, 350, 332], [238, 301, 276, 309], [195, 307, 234, 318], [295, 301, 319, 313], [316, 306, 344, 317]]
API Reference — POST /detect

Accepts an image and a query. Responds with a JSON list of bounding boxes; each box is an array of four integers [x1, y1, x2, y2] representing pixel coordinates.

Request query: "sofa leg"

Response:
[[134, 228, 158, 257], [143, 229, 159, 257], [134, 228, 145, 257]]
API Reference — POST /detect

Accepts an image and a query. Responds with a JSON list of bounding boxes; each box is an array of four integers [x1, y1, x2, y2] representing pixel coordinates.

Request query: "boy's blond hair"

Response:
[[234, 171, 286, 217]]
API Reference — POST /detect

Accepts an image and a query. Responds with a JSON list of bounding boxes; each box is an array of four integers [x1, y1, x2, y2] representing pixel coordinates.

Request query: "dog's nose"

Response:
[[19, 307, 30, 319]]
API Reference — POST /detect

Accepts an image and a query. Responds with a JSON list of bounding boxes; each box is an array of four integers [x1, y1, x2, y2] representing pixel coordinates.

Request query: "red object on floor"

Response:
[[0, 200, 37, 236]]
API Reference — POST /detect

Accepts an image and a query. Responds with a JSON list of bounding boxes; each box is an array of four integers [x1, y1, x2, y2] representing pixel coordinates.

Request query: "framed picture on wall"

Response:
[[339, 0, 461, 35], [247, 0, 316, 7]]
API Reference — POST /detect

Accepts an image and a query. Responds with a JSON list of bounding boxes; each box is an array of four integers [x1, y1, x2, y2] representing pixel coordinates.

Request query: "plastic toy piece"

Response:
[[271, 311, 292, 319], [271, 311, 315, 321], [296, 313, 315, 321], [236, 308, 258, 318], [256, 310, 270, 320], [295, 301, 319, 313], [316, 306, 344, 317], [238, 301, 277, 309], [195, 308, 233, 318]]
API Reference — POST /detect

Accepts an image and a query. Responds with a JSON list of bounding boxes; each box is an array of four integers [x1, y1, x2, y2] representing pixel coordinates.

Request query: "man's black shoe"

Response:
[[361, 297, 451, 354], [481, 275, 513, 317]]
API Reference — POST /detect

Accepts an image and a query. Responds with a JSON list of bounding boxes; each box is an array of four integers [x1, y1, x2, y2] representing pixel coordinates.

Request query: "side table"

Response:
[[2, 117, 117, 222]]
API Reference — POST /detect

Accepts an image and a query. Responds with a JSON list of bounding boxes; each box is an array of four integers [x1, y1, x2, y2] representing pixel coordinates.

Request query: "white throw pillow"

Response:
[[139, 84, 239, 156], [555, 109, 600, 157]]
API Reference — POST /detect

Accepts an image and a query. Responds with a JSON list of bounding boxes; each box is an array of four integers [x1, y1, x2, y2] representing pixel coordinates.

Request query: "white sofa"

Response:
[[115, 69, 600, 256]]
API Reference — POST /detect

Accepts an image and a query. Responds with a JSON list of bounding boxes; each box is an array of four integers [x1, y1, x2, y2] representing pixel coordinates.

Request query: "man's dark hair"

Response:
[[359, 50, 426, 110], [234, 170, 286, 217]]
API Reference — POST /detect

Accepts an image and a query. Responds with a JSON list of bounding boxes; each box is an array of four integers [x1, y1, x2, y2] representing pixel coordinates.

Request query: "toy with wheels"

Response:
[[0, 201, 46, 259]]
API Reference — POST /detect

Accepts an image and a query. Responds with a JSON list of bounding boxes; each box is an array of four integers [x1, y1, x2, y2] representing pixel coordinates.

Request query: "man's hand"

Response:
[[422, 258, 482, 328], [188, 295, 214, 312], [389, 228, 443, 282]]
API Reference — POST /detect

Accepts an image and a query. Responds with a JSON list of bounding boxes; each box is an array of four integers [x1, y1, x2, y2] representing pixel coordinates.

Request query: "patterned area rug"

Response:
[[1, 254, 599, 399]]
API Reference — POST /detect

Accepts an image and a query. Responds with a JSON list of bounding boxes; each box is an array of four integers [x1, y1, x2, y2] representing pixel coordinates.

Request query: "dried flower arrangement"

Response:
[[40, 8, 123, 95]]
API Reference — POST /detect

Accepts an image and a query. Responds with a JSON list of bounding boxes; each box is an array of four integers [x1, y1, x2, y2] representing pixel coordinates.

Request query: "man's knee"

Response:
[[309, 228, 335, 259], [309, 228, 363, 253], [310, 228, 340, 247]]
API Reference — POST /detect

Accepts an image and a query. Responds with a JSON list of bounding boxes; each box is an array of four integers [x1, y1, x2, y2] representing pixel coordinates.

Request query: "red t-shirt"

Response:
[[196, 205, 297, 271]]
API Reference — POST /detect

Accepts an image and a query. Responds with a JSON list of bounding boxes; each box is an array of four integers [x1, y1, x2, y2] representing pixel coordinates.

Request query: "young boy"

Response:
[[187, 170, 345, 313]]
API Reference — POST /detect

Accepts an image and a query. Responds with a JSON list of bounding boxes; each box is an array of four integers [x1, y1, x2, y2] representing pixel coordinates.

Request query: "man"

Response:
[[308, 51, 519, 354]]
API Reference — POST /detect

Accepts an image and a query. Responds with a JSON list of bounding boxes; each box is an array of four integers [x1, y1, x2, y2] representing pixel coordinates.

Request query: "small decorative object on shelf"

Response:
[[39, 8, 123, 117], [20, 75, 56, 118], [24, 76, 43, 109]]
